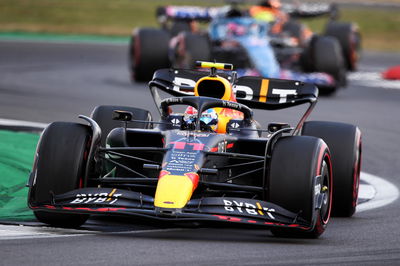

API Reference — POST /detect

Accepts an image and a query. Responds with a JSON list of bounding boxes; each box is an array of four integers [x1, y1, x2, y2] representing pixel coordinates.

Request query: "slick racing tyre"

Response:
[[129, 28, 170, 82], [268, 136, 332, 238], [325, 21, 361, 71], [302, 121, 362, 217], [28, 122, 91, 228], [173, 32, 211, 69], [302, 35, 347, 91], [91, 105, 152, 147]]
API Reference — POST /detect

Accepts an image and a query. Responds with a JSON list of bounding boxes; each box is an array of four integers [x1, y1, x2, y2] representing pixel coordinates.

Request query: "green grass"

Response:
[[0, 0, 399, 51], [0, 0, 223, 36], [0, 130, 39, 221]]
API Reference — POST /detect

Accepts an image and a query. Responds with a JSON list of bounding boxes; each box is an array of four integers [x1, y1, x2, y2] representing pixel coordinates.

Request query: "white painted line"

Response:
[[0, 224, 92, 240], [0, 224, 187, 240], [349, 71, 400, 90], [0, 118, 47, 129], [357, 172, 399, 212], [358, 183, 376, 201]]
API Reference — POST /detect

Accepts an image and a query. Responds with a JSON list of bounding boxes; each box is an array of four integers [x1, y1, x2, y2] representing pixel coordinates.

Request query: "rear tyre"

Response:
[[91, 105, 152, 147], [28, 122, 91, 228], [174, 32, 211, 68], [325, 22, 361, 71], [129, 28, 170, 82], [302, 121, 362, 217], [268, 136, 332, 238]]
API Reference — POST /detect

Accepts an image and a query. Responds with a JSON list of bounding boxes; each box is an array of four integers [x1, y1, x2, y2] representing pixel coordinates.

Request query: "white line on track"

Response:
[[0, 224, 92, 240], [358, 183, 376, 201], [348, 71, 400, 90], [0, 225, 186, 241], [357, 172, 399, 212], [0, 118, 47, 129]]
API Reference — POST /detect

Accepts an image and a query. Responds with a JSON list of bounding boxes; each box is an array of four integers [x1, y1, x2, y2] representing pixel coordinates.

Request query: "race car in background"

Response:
[[129, 2, 361, 94], [28, 62, 362, 238]]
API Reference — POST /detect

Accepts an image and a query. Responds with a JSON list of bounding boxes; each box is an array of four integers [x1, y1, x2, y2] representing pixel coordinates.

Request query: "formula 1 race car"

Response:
[[28, 62, 362, 238], [129, 2, 360, 94]]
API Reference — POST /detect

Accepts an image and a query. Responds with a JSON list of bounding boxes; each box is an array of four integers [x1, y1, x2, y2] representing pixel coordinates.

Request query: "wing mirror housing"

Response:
[[268, 122, 290, 133], [112, 110, 133, 121]]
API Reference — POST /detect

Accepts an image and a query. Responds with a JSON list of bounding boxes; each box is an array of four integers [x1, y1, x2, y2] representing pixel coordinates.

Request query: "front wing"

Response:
[[30, 187, 312, 231]]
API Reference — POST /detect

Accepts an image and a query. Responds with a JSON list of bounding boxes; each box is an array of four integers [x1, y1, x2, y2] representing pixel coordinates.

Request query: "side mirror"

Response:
[[112, 110, 133, 121], [268, 122, 290, 133]]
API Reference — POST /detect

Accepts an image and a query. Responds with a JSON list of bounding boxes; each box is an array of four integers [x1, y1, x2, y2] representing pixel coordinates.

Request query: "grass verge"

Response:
[[0, 130, 39, 221], [0, 1, 399, 51]]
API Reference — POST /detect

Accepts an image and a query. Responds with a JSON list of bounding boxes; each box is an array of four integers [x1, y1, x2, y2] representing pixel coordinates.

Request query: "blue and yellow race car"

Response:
[[130, 3, 360, 94]]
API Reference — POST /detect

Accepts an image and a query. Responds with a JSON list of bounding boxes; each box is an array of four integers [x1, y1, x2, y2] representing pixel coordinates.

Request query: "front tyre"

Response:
[[268, 136, 332, 238], [325, 21, 361, 71], [301, 35, 346, 92], [28, 122, 91, 228]]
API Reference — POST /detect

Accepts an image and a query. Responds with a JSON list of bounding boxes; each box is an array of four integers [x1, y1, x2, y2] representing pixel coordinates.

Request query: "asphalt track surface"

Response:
[[1, 41, 400, 265]]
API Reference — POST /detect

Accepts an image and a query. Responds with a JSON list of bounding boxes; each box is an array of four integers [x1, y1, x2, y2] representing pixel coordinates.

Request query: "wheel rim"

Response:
[[320, 157, 332, 225]]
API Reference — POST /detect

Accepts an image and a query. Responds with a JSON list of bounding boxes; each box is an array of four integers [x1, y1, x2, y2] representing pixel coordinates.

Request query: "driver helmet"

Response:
[[227, 22, 246, 37], [183, 107, 219, 132], [199, 109, 219, 132], [183, 106, 197, 130], [226, 7, 243, 18]]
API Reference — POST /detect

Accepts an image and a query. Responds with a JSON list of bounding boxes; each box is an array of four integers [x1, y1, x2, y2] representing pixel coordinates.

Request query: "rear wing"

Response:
[[156, 5, 225, 22], [149, 68, 318, 111], [157, 3, 337, 22], [283, 3, 338, 19]]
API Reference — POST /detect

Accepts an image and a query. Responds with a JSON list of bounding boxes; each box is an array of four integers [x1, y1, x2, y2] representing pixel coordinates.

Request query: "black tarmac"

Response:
[[0, 41, 399, 265]]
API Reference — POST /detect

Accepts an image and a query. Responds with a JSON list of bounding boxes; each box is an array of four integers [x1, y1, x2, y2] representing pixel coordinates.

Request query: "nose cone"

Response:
[[154, 171, 199, 209]]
